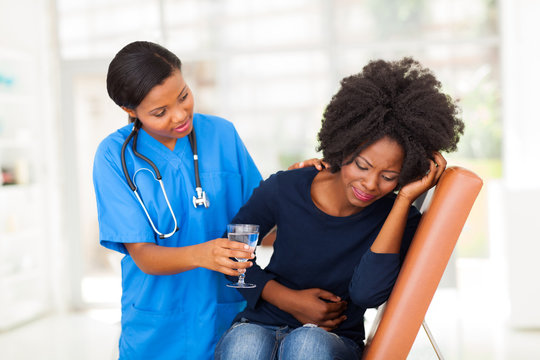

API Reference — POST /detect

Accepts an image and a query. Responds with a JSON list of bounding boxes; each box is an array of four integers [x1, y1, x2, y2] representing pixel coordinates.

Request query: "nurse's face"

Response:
[[339, 136, 404, 212], [123, 69, 194, 150]]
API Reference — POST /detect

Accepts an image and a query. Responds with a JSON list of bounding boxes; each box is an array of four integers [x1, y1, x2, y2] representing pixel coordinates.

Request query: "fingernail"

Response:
[[244, 244, 249, 249], [299, 162, 304, 167]]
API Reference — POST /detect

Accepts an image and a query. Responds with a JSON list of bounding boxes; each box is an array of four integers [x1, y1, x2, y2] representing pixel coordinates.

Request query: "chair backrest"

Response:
[[362, 166, 483, 360]]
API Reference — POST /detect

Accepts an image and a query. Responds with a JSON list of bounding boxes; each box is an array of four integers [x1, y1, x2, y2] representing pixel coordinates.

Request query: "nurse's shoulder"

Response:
[[94, 123, 133, 167], [194, 113, 239, 140]]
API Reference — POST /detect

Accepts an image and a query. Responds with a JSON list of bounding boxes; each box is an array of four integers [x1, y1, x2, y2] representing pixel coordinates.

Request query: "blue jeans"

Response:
[[214, 320, 362, 360]]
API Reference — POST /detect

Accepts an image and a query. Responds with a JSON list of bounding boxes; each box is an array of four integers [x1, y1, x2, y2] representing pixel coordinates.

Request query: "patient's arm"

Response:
[[261, 279, 347, 331], [371, 153, 446, 254], [260, 226, 277, 246], [349, 153, 446, 308]]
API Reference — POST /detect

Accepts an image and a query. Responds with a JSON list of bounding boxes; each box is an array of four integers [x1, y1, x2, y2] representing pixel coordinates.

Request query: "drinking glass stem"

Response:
[[238, 272, 245, 285]]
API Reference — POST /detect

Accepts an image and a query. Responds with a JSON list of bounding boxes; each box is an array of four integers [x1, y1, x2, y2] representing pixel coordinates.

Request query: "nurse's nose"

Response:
[[172, 103, 188, 123]]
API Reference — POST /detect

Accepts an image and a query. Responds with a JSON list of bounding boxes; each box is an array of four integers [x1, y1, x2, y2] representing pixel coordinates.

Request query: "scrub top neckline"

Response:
[[137, 125, 191, 163]]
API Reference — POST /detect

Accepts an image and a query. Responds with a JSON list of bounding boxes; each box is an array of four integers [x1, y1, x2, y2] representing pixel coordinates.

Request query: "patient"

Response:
[[214, 57, 464, 360]]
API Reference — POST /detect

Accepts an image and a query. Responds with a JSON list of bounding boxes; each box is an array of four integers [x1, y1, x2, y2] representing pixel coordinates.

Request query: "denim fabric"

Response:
[[214, 320, 362, 360]]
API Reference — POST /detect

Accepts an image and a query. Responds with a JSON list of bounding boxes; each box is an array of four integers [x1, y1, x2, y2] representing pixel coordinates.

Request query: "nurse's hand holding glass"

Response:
[[189, 236, 256, 276]]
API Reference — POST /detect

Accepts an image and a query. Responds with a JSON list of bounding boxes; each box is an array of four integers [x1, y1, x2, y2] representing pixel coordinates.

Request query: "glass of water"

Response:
[[226, 224, 259, 288]]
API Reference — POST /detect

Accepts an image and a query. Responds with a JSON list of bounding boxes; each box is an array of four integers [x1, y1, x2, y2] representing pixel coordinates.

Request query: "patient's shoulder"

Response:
[[269, 167, 318, 187]]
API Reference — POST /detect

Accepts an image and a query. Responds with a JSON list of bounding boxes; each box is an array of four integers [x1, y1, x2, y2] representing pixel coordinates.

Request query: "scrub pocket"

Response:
[[121, 304, 186, 360]]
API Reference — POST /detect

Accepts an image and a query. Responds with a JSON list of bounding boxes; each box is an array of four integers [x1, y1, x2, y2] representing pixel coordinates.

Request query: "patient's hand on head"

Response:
[[397, 152, 447, 204]]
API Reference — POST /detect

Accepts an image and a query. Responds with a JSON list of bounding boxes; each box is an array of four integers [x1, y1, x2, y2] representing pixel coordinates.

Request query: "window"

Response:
[[56, 0, 500, 306]]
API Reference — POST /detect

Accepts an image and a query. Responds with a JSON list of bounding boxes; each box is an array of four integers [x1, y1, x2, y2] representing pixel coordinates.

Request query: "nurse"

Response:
[[93, 41, 321, 359]]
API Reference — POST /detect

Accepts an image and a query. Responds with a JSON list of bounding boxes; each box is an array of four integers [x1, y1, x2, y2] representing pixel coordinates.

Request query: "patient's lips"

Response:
[[352, 187, 375, 202]]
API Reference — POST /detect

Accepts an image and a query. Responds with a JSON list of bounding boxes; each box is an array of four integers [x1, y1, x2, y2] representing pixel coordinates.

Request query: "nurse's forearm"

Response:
[[124, 240, 254, 276], [124, 242, 198, 275]]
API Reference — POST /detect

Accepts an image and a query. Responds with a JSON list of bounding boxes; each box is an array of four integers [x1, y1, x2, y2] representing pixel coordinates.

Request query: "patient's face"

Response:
[[339, 136, 404, 211]]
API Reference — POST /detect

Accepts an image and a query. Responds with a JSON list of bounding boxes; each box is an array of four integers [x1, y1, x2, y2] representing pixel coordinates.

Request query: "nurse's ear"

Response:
[[121, 106, 137, 119]]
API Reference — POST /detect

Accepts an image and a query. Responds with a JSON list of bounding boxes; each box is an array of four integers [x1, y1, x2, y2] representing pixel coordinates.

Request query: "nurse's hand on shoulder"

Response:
[[288, 158, 330, 171], [196, 238, 255, 276]]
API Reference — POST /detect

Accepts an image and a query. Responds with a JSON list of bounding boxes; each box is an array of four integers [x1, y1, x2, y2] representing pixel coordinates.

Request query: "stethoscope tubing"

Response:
[[188, 130, 202, 190], [120, 123, 207, 239], [131, 171, 178, 239]]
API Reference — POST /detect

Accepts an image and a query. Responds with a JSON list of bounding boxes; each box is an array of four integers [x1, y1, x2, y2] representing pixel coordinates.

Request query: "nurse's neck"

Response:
[[161, 138, 177, 151], [144, 130, 177, 151]]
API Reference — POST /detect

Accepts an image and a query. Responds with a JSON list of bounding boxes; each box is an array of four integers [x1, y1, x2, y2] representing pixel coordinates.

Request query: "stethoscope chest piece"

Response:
[[193, 187, 210, 208]]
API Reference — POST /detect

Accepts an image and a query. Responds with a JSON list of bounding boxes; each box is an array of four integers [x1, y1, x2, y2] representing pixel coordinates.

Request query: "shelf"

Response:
[[0, 267, 45, 285], [0, 138, 32, 149], [0, 228, 42, 242], [0, 183, 39, 194], [0, 300, 47, 332], [0, 268, 48, 331], [0, 93, 33, 104], [0, 4, 53, 332], [0, 47, 31, 60]]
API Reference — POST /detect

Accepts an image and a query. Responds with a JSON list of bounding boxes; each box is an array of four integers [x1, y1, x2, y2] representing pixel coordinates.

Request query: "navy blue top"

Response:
[[229, 167, 421, 346]]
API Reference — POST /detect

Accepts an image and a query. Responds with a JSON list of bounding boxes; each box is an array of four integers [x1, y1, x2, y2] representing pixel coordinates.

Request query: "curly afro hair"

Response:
[[317, 57, 464, 186]]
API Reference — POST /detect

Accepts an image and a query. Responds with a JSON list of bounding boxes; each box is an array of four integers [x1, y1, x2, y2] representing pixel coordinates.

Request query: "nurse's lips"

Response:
[[174, 120, 191, 133], [352, 187, 375, 202]]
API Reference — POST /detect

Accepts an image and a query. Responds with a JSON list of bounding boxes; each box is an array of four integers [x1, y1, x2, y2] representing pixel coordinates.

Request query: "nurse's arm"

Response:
[[124, 239, 254, 276], [287, 158, 330, 171]]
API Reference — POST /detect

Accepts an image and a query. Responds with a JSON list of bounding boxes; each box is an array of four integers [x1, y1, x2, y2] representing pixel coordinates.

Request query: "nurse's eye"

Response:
[[179, 92, 189, 102], [155, 110, 166, 118]]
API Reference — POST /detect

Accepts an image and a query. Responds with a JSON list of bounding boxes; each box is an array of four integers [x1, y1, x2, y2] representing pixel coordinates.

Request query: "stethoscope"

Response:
[[120, 121, 209, 239]]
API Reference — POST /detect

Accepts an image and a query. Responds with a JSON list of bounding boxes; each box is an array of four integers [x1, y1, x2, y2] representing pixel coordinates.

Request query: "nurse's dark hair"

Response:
[[106, 41, 182, 125], [317, 57, 464, 186]]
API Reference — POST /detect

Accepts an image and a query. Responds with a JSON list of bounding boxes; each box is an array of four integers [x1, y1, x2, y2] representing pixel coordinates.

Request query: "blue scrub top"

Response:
[[93, 114, 262, 360]]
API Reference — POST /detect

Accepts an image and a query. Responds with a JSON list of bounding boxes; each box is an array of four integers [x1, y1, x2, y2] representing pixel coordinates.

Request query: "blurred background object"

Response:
[[0, 0, 538, 359]]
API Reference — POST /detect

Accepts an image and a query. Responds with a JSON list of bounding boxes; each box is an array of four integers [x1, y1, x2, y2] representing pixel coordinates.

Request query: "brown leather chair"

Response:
[[362, 166, 483, 360]]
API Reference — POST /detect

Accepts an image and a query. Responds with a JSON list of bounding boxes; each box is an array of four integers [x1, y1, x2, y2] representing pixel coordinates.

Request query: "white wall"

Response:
[[2, 0, 537, 330], [498, 0, 540, 328], [0, 0, 63, 325]]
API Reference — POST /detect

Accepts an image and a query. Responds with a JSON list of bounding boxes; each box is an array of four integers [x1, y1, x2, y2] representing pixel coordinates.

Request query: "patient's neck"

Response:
[[310, 169, 363, 217]]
